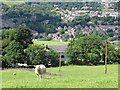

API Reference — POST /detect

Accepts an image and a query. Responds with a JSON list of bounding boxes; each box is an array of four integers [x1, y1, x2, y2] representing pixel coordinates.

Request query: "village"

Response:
[[32, 24, 119, 42], [1, 2, 119, 42], [19, 2, 120, 42]]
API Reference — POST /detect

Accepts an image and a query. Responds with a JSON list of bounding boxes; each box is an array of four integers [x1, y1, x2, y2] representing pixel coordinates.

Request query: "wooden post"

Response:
[[59, 49, 62, 72], [105, 40, 107, 74]]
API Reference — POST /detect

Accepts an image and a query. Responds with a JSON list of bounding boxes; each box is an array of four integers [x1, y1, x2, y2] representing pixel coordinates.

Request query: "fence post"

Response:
[[105, 40, 107, 74], [59, 49, 62, 72]]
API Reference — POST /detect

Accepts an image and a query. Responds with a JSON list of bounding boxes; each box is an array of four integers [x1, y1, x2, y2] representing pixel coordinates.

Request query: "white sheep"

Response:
[[13, 73, 16, 79], [34, 64, 46, 80]]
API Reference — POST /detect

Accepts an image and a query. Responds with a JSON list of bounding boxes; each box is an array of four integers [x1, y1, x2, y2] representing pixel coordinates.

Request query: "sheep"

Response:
[[13, 73, 16, 75], [13, 73, 16, 79], [34, 64, 46, 80]]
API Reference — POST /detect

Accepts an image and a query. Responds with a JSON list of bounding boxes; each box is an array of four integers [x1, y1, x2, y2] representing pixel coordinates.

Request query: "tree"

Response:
[[106, 29, 114, 37], [2, 27, 33, 49], [25, 45, 48, 65], [59, 29, 65, 34], [89, 31, 108, 40], [47, 49, 59, 66], [66, 35, 103, 65], [14, 27, 33, 49], [74, 31, 86, 38], [3, 40, 25, 67], [101, 42, 120, 64], [2, 27, 33, 68]]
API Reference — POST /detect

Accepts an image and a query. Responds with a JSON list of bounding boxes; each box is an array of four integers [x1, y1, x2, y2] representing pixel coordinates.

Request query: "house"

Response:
[[48, 45, 68, 62], [41, 20, 49, 24], [109, 12, 118, 18], [31, 30, 38, 36], [31, 16, 36, 20], [110, 41, 120, 45], [31, 4, 40, 6], [99, 25, 119, 31]]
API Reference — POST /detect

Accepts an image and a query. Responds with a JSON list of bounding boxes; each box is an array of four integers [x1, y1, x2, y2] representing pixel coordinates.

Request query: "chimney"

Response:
[[46, 44, 48, 49], [46, 44, 49, 49], [42, 44, 44, 47]]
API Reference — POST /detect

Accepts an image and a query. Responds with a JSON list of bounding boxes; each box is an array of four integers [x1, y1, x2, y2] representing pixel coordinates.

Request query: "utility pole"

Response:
[[59, 49, 62, 72], [105, 40, 107, 74]]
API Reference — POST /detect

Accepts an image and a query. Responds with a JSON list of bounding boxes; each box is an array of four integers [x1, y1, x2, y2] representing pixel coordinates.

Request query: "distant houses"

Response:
[[32, 24, 119, 42], [31, 30, 38, 36]]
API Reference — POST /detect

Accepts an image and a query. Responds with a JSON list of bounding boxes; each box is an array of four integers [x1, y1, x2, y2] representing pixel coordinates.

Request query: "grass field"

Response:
[[33, 41, 69, 46], [1, 0, 25, 6], [1, 64, 118, 88]]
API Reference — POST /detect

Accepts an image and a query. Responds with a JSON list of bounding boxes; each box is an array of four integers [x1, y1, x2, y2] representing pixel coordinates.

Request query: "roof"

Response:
[[48, 45, 67, 52]]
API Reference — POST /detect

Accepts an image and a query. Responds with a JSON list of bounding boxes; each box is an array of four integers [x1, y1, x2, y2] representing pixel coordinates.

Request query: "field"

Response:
[[33, 41, 69, 46], [1, 64, 118, 88], [2, 0, 25, 6]]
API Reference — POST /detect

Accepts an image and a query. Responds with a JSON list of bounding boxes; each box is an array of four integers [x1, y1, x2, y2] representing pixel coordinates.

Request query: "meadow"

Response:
[[33, 41, 69, 46], [2, 0, 25, 6], [1, 64, 118, 88]]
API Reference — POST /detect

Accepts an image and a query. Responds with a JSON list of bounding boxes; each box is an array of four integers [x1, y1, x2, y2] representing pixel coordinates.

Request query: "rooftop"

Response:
[[48, 45, 67, 52]]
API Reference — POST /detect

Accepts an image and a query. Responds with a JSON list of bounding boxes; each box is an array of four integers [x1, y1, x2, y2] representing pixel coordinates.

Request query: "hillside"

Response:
[[1, 2, 119, 42]]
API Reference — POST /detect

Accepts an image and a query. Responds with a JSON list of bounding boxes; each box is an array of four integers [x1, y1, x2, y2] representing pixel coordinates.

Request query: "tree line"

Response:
[[2, 27, 59, 68], [1, 27, 119, 68], [66, 35, 119, 65]]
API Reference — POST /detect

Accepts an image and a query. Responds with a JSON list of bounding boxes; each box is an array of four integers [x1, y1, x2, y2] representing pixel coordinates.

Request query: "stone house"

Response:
[[48, 45, 68, 62]]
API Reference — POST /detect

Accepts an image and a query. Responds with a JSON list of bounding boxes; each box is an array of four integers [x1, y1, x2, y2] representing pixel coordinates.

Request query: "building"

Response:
[[31, 30, 39, 36], [48, 45, 68, 62]]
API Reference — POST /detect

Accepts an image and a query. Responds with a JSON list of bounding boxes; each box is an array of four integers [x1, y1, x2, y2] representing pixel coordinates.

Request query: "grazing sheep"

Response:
[[13, 73, 16, 79], [13, 73, 16, 75], [34, 64, 46, 80]]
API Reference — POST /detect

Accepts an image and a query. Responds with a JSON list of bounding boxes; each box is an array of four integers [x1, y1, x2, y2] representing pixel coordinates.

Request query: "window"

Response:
[[61, 55, 64, 58]]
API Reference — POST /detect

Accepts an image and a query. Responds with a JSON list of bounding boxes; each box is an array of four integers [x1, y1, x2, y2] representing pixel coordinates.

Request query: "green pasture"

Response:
[[2, 64, 118, 88], [33, 41, 69, 46], [2, 1, 25, 6]]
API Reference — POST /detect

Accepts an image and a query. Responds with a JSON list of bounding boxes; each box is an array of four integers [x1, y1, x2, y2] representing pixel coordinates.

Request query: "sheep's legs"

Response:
[[42, 74, 44, 79], [40, 74, 42, 80], [37, 74, 44, 80]]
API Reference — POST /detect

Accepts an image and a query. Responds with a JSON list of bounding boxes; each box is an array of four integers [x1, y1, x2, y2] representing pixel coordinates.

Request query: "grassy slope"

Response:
[[2, 64, 118, 88], [33, 41, 69, 46], [1, 0, 25, 6]]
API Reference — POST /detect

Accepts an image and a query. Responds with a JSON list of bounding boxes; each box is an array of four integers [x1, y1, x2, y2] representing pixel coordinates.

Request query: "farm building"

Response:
[[48, 45, 67, 62]]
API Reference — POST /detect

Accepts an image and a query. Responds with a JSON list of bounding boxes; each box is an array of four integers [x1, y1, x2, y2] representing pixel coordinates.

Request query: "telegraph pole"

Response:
[[59, 49, 62, 72], [105, 40, 107, 74]]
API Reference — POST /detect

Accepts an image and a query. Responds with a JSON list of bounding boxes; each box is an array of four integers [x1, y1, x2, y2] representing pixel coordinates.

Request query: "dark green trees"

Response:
[[66, 35, 119, 65], [25, 45, 59, 66], [47, 49, 59, 66], [2, 27, 33, 67], [3, 40, 25, 65], [25, 45, 48, 65]]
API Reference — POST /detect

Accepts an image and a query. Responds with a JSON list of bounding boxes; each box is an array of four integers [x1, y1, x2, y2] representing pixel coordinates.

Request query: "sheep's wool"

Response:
[[35, 65, 46, 75]]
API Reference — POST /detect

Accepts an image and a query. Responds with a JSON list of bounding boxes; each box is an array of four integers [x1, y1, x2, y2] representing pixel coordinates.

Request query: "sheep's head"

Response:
[[13, 73, 16, 75]]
